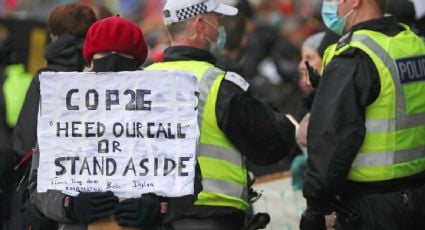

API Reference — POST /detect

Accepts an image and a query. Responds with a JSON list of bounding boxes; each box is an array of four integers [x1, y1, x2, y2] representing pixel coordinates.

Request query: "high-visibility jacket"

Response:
[[322, 25, 425, 182], [146, 61, 249, 211], [3, 64, 32, 128]]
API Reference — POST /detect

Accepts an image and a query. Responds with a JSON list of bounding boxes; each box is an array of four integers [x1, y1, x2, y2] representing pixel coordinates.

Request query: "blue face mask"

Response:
[[322, 1, 353, 35], [204, 19, 227, 55], [210, 26, 227, 55]]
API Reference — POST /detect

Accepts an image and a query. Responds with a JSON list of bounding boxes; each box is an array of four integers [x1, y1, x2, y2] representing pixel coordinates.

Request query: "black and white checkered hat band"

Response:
[[176, 3, 208, 21]]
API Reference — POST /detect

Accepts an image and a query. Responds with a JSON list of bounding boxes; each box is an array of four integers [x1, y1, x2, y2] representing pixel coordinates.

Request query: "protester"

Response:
[[29, 16, 202, 230], [301, 0, 425, 229], [8, 3, 96, 230], [13, 2, 97, 160], [146, 0, 295, 229]]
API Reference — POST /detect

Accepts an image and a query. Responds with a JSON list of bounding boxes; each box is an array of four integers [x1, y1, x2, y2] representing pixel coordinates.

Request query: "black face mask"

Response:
[[92, 53, 138, 72]]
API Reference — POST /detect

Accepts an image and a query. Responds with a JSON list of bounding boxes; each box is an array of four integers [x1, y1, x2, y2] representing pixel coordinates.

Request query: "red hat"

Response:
[[83, 16, 148, 66]]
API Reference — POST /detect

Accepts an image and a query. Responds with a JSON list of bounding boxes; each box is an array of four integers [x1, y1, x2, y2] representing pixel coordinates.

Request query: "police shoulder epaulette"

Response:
[[336, 31, 354, 50], [224, 71, 250, 91]]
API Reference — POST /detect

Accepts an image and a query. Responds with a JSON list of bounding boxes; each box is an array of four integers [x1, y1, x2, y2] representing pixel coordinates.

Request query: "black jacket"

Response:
[[0, 66, 12, 154], [303, 16, 425, 212], [0, 66, 15, 185], [13, 34, 86, 158], [160, 46, 295, 219]]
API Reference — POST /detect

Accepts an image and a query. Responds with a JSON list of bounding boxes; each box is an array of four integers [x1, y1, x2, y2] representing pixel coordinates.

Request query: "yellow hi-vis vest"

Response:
[[3, 64, 32, 128], [146, 61, 249, 211], [322, 25, 425, 182]]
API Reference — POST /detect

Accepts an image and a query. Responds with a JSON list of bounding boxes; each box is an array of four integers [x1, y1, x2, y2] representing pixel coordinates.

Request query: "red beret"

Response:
[[83, 16, 148, 66]]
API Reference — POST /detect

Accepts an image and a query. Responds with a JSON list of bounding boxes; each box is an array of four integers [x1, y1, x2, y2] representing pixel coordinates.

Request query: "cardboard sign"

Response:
[[37, 70, 199, 198]]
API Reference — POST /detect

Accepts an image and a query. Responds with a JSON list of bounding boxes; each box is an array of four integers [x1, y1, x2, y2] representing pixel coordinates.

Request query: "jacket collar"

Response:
[[162, 46, 217, 65], [350, 16, 402, 36]]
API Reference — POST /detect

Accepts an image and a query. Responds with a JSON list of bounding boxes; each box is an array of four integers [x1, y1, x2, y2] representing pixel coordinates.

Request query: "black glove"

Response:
[[305, 61, 321, 89], [300, 208, 326, 230], [330, 197, 361, 228], [114, 193, 161, 228], [64, 191, 118, 223]]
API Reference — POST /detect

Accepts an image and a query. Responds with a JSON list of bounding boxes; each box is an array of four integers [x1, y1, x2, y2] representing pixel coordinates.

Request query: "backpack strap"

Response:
[[14, 149, 33, 170]]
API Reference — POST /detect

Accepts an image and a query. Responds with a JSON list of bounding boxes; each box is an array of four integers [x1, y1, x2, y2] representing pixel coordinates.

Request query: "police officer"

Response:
[[301, 0, 425, 229], [146, 0, 295, 229]]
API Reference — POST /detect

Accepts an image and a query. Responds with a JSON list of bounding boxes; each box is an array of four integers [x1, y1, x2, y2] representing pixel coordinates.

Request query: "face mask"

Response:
[[204, 18, 227, 55], [267, 12, 284, 28], [92, 53, 138, 72], [321, 0, 353, 35]]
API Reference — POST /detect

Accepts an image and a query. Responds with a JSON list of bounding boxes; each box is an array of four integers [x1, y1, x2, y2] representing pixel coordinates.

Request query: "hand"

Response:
[[300, 208, 326, 230], [305, 61, 321, 89], [114, 193, 161, 228], [64, 191, 118, 223], [296, 113, 310, 149], [325, 212, 337, 230]]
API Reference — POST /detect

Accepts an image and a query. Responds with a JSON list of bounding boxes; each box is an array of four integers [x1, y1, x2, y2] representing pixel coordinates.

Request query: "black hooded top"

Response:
[[13, 34, 86, 158]]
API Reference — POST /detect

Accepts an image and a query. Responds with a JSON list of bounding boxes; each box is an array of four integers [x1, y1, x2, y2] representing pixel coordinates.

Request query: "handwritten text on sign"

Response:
[[37, 71, 199, 198]]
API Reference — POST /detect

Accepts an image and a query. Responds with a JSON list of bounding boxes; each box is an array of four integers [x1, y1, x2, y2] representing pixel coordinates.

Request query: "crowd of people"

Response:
[[1, 0, 425, 229]]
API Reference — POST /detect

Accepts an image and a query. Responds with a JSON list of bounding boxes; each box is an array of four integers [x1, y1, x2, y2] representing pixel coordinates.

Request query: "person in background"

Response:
[[297, 31, 326, 96], [294, 29, 339, 120], [290, 30, 339, 230], [216, 12, 248, 74], [291, 28, 339, 179], [215, 0, 254, 74], [385, 0, 421, 35], [0, 35, 20, 230], [301, 0, 425, 229], [89, 3, 113, 20], [411, 0, 425, 34], [290, 32, 327, 192], [13, 2, 97, 161], [146, 0, 295, 229], [0, 36, 34, 230], [10, 3, 96, 230]]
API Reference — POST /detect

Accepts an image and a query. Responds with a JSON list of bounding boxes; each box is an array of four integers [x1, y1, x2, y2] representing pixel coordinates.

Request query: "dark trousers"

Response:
[[337, 184, 425, 230], [1, 171, 28, 230]]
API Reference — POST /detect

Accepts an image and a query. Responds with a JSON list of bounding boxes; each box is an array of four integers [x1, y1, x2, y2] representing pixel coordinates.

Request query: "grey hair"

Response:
[[302, 32, 326, 51]]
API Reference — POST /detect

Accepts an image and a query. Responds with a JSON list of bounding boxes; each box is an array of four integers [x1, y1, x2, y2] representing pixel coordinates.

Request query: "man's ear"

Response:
[[352, 0, 361, 9], [194, 16, 208, 35]]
